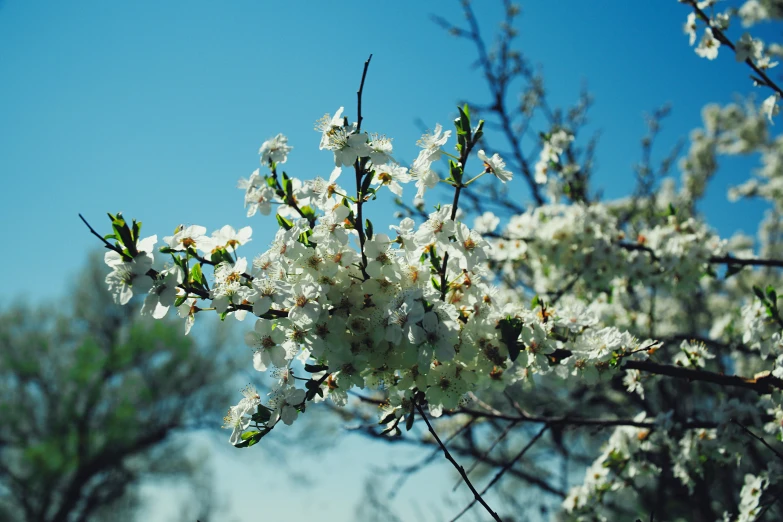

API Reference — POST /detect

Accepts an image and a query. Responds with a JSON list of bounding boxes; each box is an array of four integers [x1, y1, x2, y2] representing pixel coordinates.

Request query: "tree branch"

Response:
[[450, 424, 549, 522], [415, 401, 502, 521]]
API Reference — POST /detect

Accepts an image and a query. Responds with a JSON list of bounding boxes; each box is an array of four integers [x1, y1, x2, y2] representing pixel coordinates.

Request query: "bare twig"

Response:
[[731, 419, 783, 462], [449, 424, 549, 522], [356, 54, 373, 133], [355, 54, 373, 279], [415, 401, 503, 521], [78, 214, 126, 258], [388, 417, 477, 499], [684, 0, 783, 99], [452, 420, 520, 492]]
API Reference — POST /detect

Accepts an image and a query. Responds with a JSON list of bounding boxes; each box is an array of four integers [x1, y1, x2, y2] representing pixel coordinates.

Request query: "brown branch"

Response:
[[623, 359, 783, 394], [546, 345, 783, 394]]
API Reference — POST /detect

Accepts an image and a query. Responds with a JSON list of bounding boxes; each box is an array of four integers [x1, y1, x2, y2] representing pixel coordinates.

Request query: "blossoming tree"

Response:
[[82, 1, 783, 520]]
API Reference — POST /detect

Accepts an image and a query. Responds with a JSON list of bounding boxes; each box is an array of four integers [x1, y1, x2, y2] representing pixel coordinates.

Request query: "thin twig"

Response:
[[684, 0, 783, 99], [354, 54, 373, 279], [356, 54, 373, 133], [449, 424, 549, 522], [388, 417, 477, 499], [415, 401, 502, 521], [731, 419, 783, 461], [350, 392, 717, 429], [78, 214, 126, 258], [453, 408, 717, 430], [452, 420, 520, 492]]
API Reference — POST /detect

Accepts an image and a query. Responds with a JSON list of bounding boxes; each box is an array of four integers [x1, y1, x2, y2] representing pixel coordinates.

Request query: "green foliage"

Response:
[[498, 317, 524, 362], [0, 256, 238, 522]]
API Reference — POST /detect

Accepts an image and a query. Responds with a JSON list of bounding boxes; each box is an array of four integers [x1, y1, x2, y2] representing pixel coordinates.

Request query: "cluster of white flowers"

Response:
[[98, 104, 673, 449], [682, 0, 781, 123], [533, 129, 574, 185], [483, 203, 726, 297], [96, 96, 783, 509], [563, 413, 662, 518], [91, 7, 783, 515]]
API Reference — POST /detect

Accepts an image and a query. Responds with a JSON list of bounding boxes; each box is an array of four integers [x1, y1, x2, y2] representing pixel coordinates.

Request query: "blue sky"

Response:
[[0, 0, 777, 520]]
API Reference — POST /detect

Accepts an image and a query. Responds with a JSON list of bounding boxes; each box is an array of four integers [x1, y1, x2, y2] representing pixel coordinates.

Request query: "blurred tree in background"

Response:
[[0, 256, 238, 522]]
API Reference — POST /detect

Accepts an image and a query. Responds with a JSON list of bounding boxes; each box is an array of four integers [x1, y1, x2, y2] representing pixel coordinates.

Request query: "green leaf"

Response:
[[449, 160, 463, 184], [429, 246, 442, 271], [235, 427, 272, 448], [276, 214, 293, 231], [457, 105, 471, 141], [365, 219, 374, 241], [190, 263, 204, 285], [405, 409, 415, 431], [282, 172, 292, 198], [300, 205, 316, 220], [112, 218, 131, 248], [531, 295, 540, 309], [767, 285, 777, 304], [305, 378, 323, 401], [453, 116, 463, 134], [174, 295, 187, 308], [379, 412, 397, 426], [241, 430, 261, 441], [473, 120, 485, 143], [298, 231, 312, 247], [171, 255, 184, 270], [304, 363, 329, 373], [131, 219, 141, 242], [753, 285, 767, 302], [210, 248, 233, 265], [251, 405, 272, 424], [361, 171, 375, 195], [498, 317, 524, 362]]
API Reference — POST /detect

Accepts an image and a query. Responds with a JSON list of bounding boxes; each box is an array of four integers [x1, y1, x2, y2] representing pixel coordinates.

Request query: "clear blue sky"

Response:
[[0, 1, 775, 520]]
